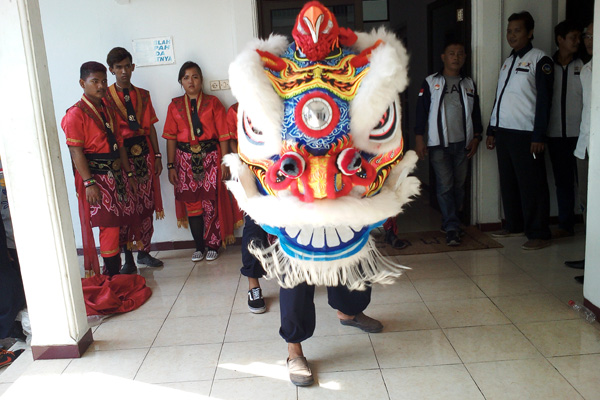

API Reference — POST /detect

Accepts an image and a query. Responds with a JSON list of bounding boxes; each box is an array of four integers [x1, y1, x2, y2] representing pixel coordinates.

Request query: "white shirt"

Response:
[[574, 59, 593, 159]]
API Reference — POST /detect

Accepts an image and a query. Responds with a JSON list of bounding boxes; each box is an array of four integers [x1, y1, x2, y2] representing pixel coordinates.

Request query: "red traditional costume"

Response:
[[105, 84, 164, 252], [62, 95, 135, 275], [163, 93, 235, 249]]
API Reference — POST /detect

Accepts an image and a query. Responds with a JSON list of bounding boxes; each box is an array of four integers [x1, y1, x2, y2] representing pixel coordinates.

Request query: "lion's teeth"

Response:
[[311, 227, 325, 248], [325, 227, 340, 247], [336, 226, 354, 243]]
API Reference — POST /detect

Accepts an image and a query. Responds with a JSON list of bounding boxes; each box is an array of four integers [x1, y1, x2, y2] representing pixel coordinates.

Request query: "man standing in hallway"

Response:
[[105, 47, 164, 273], [547, 20, 583, 239], [486, 11, 554, 251], [415, 39, 483, 246]]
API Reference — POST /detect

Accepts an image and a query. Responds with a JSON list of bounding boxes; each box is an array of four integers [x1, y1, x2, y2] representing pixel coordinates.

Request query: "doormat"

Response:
[[375, 226, 503, 256]]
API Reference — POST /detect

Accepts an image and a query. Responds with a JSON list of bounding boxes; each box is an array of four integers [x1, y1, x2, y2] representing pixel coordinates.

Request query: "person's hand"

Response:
[[128, 176, 138, 196], [415, 135, 428, 160], [168, 168, 178, 185], [221, 164, 231, 181], [154, 158, 163, 176], [86, 185, 101, 205], [531, 142, 545, 155], [486, 136, 496, 150], [466, 137, 480, 159]]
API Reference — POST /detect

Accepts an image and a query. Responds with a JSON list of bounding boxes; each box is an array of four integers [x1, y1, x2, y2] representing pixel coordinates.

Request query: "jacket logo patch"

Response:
[[542, 63, 553, 74], [419, 88, 424, 96], [434, 84, 441, 90]]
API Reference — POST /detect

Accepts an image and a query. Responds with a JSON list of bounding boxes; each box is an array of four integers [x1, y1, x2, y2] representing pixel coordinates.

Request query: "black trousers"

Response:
[[495, 130, 551, 240], [279, 283, 372, 343], [240, 215, 267, 279], [0, 219, 26, 339], [547, 137, 578, 233]]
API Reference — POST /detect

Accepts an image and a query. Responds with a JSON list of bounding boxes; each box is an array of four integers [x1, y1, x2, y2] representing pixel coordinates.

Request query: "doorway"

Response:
[[426, 0, 472, 225]]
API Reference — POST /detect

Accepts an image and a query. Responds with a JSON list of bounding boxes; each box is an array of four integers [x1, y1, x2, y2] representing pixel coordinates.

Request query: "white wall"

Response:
[[39, 0, 257, 247]]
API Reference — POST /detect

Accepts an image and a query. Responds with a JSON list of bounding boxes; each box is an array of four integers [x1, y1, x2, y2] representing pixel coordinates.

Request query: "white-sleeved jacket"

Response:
[[488, 43, 554, 142], [415, 73, 483, 147]]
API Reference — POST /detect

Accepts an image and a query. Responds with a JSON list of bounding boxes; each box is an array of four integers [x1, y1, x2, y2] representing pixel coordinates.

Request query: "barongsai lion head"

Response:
[[226, 1, 420, 290]]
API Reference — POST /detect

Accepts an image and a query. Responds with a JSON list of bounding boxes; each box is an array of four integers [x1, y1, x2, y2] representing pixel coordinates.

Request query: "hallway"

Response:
[[0, 214, 598, 399]]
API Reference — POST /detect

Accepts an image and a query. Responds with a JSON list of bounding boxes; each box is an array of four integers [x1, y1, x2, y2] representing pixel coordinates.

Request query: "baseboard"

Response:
[[32, 328, 93, 360], [477, 222, 503, 232]]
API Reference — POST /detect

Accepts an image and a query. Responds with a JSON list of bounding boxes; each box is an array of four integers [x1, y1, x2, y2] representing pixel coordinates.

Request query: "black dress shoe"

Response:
[[119, 262, 137, 274], [574, 275, 584, 284], [564, 260, 585, 269], [137, 251, 164, 267]]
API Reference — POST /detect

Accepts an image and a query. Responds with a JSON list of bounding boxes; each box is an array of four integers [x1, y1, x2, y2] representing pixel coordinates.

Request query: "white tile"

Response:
[[299, 369, 389, 399], [370, 280, 425, 305], [154, 314, 230, 346], [383, 364, 485, 400], [109, 294, 177, 322], [425, 298, 510, 328], [365, 302, 439, 332], [216, 339, 288, 380], [445, 325, 542, 362], [517, 319, 600, 357], [225, 310, 282, 343], [168, 290, 235, 318], [371, 329, 460, 368], [467, 358, 584, 400], [135, 344, 221, 383], [470, 273, 548, 297], [303, 334, 379, 372], [88, 318, 164, 351], [404, 258, 467, 280], [212, 376, 297, 399], [63, 348, 148, 379], [412, 277, 485, 301], [157, 380, 212, 397], [549, 354, 600, 400], [490, 293, 578, 323]]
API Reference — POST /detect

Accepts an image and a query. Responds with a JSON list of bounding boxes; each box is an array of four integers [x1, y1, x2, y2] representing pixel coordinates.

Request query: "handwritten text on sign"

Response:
[[132, 36, 175, 67]]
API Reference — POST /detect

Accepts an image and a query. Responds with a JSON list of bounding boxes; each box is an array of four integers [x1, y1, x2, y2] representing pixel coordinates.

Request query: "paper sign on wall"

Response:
[[131, 36, 175, 67]]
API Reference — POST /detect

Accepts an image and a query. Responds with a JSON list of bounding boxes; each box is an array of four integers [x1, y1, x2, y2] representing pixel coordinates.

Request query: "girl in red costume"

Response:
[[163, 61, 235, 262]]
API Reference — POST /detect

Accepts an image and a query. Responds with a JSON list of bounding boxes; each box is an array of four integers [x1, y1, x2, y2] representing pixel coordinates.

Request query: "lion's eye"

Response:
[[337, 148, 362, 176], [279, 152, 306, 179], [369, 102, 398, 143], [242, 112, 265, 145]]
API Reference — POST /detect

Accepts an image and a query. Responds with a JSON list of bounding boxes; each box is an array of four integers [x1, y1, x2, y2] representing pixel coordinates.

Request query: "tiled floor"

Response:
[[1, 205, 599, 399]]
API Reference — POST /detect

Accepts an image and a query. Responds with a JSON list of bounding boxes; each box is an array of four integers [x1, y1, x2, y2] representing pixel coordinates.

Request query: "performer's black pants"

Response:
[[495, 130, 551, 240], [240, 215, 267, 279], [279, 283, 372, 343]]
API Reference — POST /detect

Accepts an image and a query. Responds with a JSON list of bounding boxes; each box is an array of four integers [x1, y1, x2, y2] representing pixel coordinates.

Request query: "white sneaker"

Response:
[[206, 249, 219, 261], [191, 251, 204, 262]]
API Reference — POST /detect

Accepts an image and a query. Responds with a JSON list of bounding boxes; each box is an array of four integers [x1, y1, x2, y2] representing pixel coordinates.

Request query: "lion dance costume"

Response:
[[226, 1, 419, 290]]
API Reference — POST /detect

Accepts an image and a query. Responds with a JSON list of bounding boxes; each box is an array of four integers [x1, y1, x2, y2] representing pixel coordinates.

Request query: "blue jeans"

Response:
[[429, 141, 468, 232]]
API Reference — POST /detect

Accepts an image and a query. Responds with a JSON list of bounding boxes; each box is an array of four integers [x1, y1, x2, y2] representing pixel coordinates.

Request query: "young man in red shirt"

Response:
[[62, 61, 137, 276], [105, 48, 164, 273]]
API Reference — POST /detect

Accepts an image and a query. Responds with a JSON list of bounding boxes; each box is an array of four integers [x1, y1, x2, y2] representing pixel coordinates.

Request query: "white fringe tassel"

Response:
[[249, 236, 410, 290]]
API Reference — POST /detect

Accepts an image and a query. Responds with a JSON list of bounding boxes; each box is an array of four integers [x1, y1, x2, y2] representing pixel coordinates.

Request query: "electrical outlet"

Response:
[[209, 80, 220, 91], [219, 80, 230, 90]]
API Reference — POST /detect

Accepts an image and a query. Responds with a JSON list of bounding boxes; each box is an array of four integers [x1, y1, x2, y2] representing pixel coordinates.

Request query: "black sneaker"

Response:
[[137, 251, 164, 267], [248, 287, 266, 314], [446, 230, 461, 246]]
